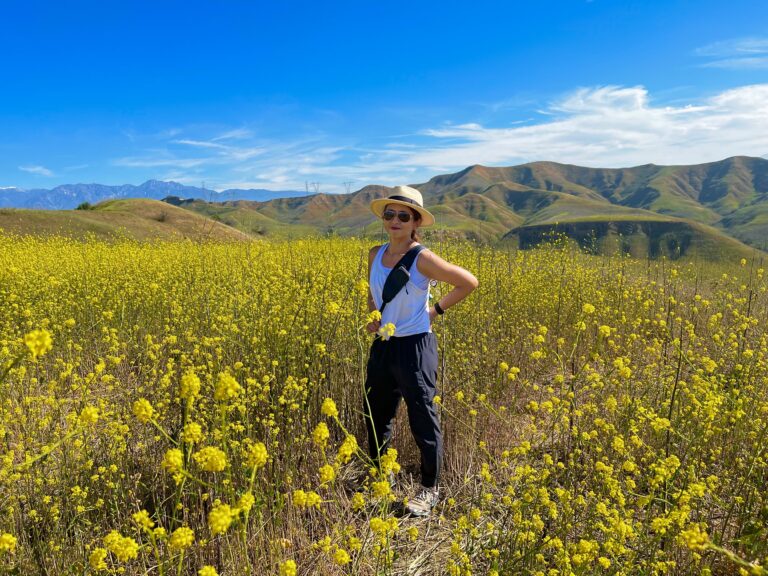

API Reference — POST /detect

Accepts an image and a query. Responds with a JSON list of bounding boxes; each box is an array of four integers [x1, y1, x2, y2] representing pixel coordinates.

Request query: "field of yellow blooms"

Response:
[[1, 233, 767, 576]]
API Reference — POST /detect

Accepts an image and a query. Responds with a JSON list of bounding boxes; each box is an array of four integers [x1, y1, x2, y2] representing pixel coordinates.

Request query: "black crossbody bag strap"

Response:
[[379, 244, 425, 315]]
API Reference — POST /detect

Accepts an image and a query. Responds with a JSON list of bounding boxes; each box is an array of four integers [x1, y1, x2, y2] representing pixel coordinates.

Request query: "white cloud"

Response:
[[696, 37, 768, 69], [173, 138, 267, 161], [19, 164, 55, 177], [173, 139, 230, 150], [212, 128, 253, 141], [387, 84, 768, 170], [113, 156, 210, 169], [112, 84, 768, 193], [703, 57, 768, 69]]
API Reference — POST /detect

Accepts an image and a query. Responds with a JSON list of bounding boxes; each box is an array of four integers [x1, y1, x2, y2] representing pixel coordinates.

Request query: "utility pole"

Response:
[[343, 181, 353, 195]]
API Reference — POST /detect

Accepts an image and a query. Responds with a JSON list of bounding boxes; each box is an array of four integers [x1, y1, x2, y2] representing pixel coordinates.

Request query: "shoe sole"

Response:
[[405, 506, 434, 517]]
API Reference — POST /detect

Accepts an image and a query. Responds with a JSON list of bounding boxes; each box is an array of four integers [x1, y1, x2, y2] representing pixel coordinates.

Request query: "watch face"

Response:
[[429, 279, 438, 287]]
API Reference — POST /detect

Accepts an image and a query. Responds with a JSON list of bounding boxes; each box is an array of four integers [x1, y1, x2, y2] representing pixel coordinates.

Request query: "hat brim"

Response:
[[370, 198, 435, 227]]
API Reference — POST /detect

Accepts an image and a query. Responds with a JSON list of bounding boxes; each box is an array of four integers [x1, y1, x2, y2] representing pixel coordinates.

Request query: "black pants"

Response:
[[363, 331, 442, 488]]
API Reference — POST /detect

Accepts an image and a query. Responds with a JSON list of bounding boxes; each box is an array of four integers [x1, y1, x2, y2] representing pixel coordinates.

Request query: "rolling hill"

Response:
[[0, 199, 251, 241], [0, 180, 305, 210], [164, 155, 768, 260], [3, 156, 767, 262]]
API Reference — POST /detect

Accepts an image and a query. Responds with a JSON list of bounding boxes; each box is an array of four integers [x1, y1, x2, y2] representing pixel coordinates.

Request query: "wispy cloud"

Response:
[[172, 137, 267, 161], [212, 128, 253, 141], [381, 84, 768, 172], [173, 139, 230, 150], [695, 37, 768, 69], [112, 84, 768, 193], [113, 156, 210, 169], [19, 164, 55, 177]]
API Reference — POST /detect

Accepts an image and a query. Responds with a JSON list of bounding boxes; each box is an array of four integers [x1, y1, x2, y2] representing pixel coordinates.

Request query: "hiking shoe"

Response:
[[405, 485, 439, 517]]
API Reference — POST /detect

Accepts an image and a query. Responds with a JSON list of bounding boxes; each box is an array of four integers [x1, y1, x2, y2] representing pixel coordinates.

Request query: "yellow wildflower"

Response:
[[169, 526, 195, 550], [132, 398, 155, 423], [678, 523, 710, 551], [103, 531, 139, 562], [180, 371, 202, 400], [0, 533, 17, 554], [237, 492, 256, 514], [79, 405, 100, 426], [88, 547, 108, 570], [378, 322, 396, 340], [132, 509, 155, 531], [214, 372, 242, 401], [245, 441, 268, 469], [371, 480, 391, 499], [335, 434, 358, 465], [279, 559, 297, 576], [351, 492, 365, 511], [208, 502, 237, 535], [321, 398, 338, 418], [319, 464, 336, 484], [181, 422, 204, 444], [333, 547, 351, 565], [162, 448, 184, 474], [193, 446, 228, 473], [312, 422, 330, 448], [24, 328, 53, 358]]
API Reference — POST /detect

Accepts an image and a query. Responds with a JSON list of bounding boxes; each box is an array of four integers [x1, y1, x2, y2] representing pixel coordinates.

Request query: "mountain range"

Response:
[[3, 155, 768, 261], [0, 180, 305, 209], [160, 155, 768, 259]]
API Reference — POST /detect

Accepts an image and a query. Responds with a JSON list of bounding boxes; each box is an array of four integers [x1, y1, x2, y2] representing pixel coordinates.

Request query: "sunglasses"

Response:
[[382, 209, 415, 223]]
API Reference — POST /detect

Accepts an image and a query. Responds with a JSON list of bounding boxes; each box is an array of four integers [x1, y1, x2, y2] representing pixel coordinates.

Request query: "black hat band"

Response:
[[388, 195, 422, 207]]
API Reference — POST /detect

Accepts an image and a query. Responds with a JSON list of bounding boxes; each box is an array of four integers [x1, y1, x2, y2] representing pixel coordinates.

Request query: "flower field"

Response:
[[1, 234, 767, 575]]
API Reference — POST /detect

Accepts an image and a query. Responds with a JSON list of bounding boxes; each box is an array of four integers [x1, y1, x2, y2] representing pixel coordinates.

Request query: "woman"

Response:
[[365, 185, 479, 516]]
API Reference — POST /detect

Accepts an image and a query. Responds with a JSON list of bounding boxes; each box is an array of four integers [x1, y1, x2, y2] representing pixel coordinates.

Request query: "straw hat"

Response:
[[369, 185, 435, 227]]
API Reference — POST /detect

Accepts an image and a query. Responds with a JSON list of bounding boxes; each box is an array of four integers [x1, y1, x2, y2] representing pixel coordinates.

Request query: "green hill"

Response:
[[0, 199, 251, 241], [6, 156, 768, 262], [503, 218, 758, 261], [162, 156, 767, 261]]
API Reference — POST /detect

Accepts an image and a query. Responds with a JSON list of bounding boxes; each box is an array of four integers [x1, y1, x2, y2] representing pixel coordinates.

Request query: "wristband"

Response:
[[434, 301, 445, 315]]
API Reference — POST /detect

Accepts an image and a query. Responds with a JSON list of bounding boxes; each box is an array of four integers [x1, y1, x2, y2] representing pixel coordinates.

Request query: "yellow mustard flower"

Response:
[[0, 533, 17, 554], [88, 547, 108, 570], [193, 446, 228, 473], [279, 559, 297, 576], [321, 398, 338, 418], [168, 526, 195, 550], [24, 328, 53, 358], [208, 502, 237, 535], [132, 398, 155, 423]]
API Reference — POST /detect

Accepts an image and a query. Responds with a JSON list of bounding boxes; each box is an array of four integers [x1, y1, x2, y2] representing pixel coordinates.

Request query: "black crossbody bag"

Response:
[[379, 244, 425, 315]]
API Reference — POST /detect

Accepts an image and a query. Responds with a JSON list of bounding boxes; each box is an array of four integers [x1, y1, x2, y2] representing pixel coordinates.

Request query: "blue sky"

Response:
[[2, 0, 768, 192]]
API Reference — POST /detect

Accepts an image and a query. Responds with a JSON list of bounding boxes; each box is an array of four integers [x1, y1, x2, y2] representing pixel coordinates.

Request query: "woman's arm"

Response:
[[366, 246, 381, 333], [417, 250, 479, 320]]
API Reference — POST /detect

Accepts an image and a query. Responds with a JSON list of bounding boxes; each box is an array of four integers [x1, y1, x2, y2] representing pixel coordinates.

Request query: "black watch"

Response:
[[434, 301, 445, 315]]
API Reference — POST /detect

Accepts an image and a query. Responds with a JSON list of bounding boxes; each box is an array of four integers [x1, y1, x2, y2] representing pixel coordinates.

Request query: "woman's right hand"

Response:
[[366, 320, 381, 334]]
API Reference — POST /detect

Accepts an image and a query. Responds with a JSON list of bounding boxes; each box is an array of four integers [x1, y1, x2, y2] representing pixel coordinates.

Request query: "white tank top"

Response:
[[369, 242, 432, 336]]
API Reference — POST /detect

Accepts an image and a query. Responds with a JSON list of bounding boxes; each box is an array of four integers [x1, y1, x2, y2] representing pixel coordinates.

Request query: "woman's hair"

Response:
[[410, 208, 422, 242]]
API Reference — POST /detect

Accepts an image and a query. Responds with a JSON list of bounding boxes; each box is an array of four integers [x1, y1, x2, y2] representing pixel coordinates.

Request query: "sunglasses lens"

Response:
[[382, 208, 413, 222]]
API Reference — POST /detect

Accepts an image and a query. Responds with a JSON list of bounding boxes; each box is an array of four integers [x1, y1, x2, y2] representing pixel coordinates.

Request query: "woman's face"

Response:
[[383, 203, 421, 239]]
